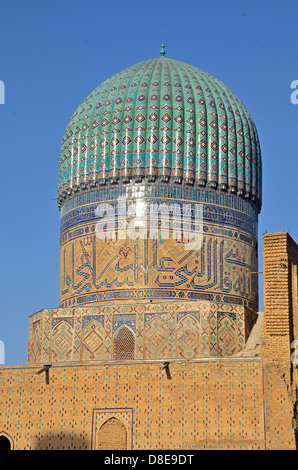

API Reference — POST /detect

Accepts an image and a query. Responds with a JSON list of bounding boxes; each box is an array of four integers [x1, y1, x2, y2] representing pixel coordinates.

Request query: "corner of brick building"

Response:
[[262, 232, 298, 447]]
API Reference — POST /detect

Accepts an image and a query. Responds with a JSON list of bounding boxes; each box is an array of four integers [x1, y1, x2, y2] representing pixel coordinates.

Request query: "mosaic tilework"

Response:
[[60, 196, 257, 237], [57, 57, 262, 213], [51, 318, 74, 362], [59, 184, 258, 229], [27, 301, 251, 365], [217, 312, 237, 356], [82, 316, 104, 361], [0, 359, 294, 449], [177, 313, 201, 358], [59, 194, 258, 311], [145, 314, 168, 359]]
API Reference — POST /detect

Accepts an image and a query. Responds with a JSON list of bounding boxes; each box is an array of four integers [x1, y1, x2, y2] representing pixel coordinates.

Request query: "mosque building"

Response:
[[0, 46, 297, 450]]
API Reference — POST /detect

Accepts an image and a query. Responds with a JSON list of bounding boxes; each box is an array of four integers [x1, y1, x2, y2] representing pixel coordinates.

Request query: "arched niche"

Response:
[[113, 326, 135, 361], [0, 432, 13, 450], [96, 417, 127, 450]]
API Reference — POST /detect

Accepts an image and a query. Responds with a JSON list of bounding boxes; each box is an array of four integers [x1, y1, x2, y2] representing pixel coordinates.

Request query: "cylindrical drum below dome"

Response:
[[59, 182, 259, 312]]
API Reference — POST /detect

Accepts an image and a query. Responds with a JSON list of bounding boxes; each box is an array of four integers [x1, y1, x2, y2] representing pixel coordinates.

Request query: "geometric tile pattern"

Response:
[[217, 312, 237, 356], [82, 317, 104, 361], [58, 57, 262, 213], [51, 318, 74, 363], [145, 315, 168, 359], [177, 313, 201, 358], [27, 301, 249, 365]]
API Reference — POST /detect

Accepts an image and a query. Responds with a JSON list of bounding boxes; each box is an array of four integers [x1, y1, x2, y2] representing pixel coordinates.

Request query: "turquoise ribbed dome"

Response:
[[58, 57, 262, 211]]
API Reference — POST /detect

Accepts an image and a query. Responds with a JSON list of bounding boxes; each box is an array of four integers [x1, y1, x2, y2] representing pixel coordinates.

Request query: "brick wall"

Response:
[[0, 359, 295, 450], [262, 232, 298, 444]]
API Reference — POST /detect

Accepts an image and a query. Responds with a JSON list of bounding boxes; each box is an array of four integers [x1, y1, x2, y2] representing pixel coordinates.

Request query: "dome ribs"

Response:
[[57, 57, 262, 213], [193, 73, 208, 187], [130, 61, 153, 181], [145, 59, 161, 181], [170, 63, 184, 182], [120, 63, 149, 181], [158, 57, 172, 181], [200, 72, 219, 190], [174, 61, 196, 185]]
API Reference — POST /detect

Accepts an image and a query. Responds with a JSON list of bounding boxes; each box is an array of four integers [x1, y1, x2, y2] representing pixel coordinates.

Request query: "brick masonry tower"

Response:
[[262, 232, 298, 430]]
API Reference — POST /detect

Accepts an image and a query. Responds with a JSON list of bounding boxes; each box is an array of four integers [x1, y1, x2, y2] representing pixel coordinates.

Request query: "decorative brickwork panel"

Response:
[[145, 315, 168, 359], [28, 301, 249, 364], [177, 314, 200, 358], [217, 312, 237, 356], [82, 317, 104, 361], [113, 327, 135, 361], [51, 319, 74, 362]]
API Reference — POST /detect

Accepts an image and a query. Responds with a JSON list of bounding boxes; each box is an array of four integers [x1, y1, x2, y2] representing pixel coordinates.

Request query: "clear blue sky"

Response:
[[0, 0, 297, 365]]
